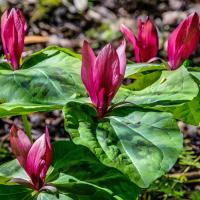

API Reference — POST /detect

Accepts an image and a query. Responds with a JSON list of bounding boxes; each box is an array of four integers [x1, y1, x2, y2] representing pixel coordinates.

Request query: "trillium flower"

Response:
[[168, 13, 199, 70], [120, 17, 158, 62], [10, 125, 52, 191], [81, 40, 126, 117], [1, 8, 27, 70]]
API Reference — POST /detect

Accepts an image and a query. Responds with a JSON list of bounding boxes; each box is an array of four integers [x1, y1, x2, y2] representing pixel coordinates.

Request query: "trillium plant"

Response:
[[9, 125, 53, 191], [0, 7, 199, 200]]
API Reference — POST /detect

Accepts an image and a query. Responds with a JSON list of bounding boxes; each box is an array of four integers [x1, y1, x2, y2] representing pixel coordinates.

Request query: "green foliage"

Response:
[[142, 177, 186, 200], [0, 47, 198, 126], [155, 94, 200, 125], [125, 63, 165, 78], [0, 185, 33, 200], [0, 46, 198, 199], [63, 101, 183, 188], [0, 141, 139, 200], [121, 65, 200, 125], [0, 46, 85, 118], [0, 145, 12, 164], [179, 147, 200, 169], [191, 190, 200, 200], [125, 66, 198, 105], [141, 146, 200, 199]]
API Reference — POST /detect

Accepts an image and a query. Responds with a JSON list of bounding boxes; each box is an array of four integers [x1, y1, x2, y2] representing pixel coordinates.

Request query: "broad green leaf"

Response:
[[0, 159, 28, 182], [123, 63, 164, 91], [124, 71, 161, 91], [52, 141, 139, 200], [51, 173, 120, 200], [0, 185, 32, 200], [0, 46, 85, 117], [125, 67, 198, 106], [63, 102, 183, 188], [125, 63, 165, 78], [146, 69, 200, 125], [0, 141, 139, 200], [152, 94, 200, 125]]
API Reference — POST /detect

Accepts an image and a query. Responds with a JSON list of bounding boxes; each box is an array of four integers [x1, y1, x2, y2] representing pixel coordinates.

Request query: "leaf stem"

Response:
[[22, 115, 32, 142]]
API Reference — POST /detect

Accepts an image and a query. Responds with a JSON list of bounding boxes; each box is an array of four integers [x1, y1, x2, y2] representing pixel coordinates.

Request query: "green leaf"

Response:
[[124, 71, 161, 91], [125, 67, 198, 106], [191, 190, 200, 200], [52, 141, 140, 200], [125, 63, 165, 78], [0, 46, 85, 117], [147, 69, 200, 125], [123, 63, 164, 91], [0, 185, 32, 200], [153, 94, 200, 125], [0, 159, 28, 182], [63, 102, 183, 188]]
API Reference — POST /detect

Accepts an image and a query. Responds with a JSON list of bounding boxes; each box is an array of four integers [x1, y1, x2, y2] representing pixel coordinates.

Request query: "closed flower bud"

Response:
[[1, 8, 27, 70], [10, 125, 52, 191], [168, 13, 199, 70], [81, 40, 126, 117], [121, 17, 158, 62]]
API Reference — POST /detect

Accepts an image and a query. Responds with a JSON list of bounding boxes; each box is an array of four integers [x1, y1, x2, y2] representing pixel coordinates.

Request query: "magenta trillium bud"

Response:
[[167, 13, 199, 70], [1, 8, 27, 70], [10, 125, 52, 191], [81, 40, 126, 117], [120, 17, 158, 62]]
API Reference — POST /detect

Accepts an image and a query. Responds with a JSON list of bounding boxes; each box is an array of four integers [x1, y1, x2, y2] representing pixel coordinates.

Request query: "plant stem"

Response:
[[22, 115, 32, 142]]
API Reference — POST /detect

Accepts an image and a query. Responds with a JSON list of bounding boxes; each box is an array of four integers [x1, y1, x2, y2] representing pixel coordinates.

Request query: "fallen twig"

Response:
[[167, 171, 200, 179]]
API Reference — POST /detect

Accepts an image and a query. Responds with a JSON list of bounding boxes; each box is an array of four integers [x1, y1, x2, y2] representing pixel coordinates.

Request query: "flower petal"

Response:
[[138, 17, 159, 62], [40, 127, 52, 181], [81, 40, 97, 104], [120, 24, 141, 62], [116, 39, 126, 76], [94, 43, 121, 116], [25, 127, 52, 190], [10, 125, 32, 168]]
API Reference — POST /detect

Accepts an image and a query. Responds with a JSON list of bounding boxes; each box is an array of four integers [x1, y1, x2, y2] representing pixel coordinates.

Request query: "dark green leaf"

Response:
[[123, 71, 161, 91], [52, 141, 140, 200], [123, 63, 164, 91], [125, 63, 165, 78], [0, 185, 32, 200]]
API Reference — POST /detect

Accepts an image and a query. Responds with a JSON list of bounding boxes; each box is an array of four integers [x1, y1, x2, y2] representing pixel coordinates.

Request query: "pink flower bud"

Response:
[[81, 40, 126, 117], [10, 125, 52, 191], [120, 17, 158, 62], [10, 125, 32, 168], [167, 13, 199, 70], [1, 8, 27, 70]]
